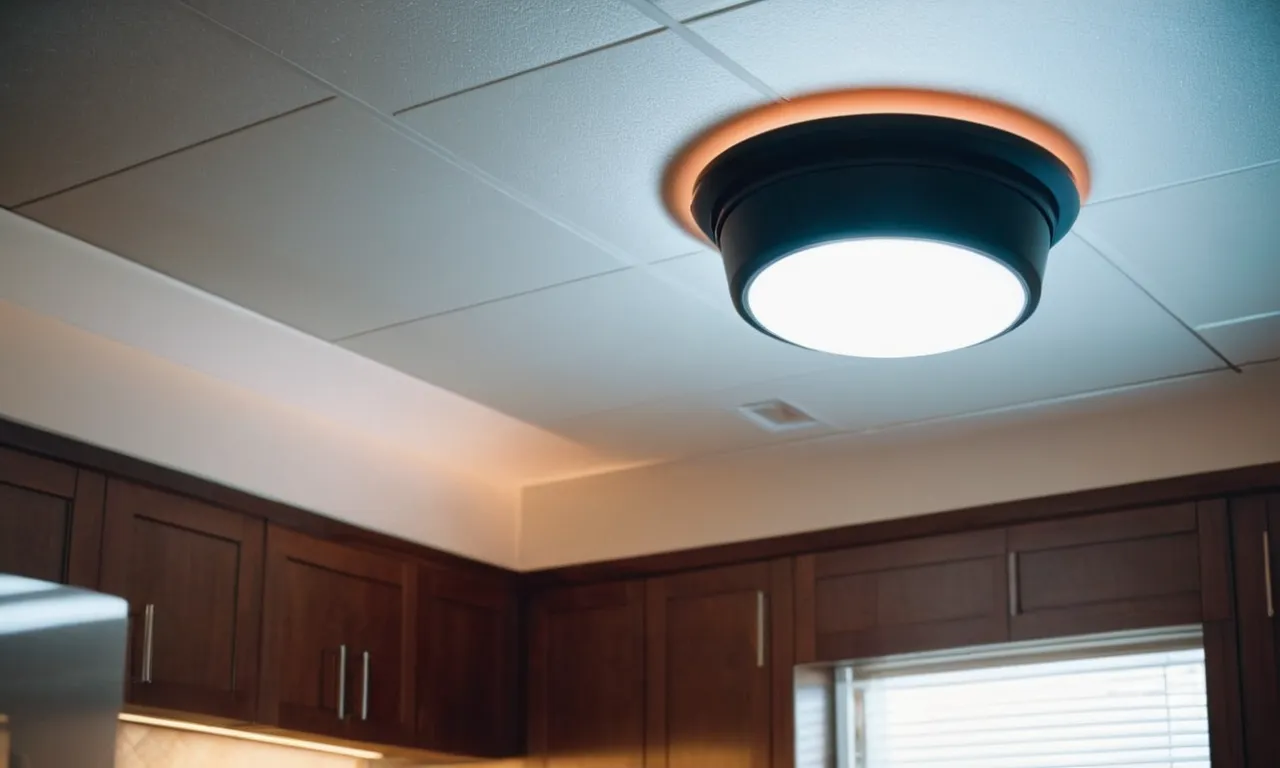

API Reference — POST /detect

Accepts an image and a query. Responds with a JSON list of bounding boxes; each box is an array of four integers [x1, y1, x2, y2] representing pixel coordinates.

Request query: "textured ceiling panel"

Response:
[[340, 266, 846, 424], [1075, 163, 1280, 328], [182, 0, 659, 112], [20, 99, 619, 340], [0, 0, 329, 207], [549, 235, 1224, 459], [399, 30, 766, 262], [689, 0, 1280, 201]]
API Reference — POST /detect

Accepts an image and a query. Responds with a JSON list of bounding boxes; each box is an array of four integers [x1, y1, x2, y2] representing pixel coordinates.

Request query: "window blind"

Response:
[[841, 630, 1209, 768]]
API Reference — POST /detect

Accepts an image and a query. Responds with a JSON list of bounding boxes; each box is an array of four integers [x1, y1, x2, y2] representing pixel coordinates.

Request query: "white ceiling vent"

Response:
[[736, 399, 821, 433]]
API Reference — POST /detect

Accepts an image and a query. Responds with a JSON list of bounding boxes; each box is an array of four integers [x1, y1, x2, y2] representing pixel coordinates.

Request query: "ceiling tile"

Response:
[[340, 266, 845, 424], [0, 0, 329, 207], [1200, 314, 1280, 367], [1074, 162, 1280, 328], [184, 0, 659, 112], [563, 235, 1223, 454], [399, 31, 768, 262], [689, 0, 1280, 201], [20, 99, 620, 340]]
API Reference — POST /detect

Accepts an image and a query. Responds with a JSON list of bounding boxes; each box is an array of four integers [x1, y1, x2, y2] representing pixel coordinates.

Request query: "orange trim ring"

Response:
[[662, 88, 1091, 244]]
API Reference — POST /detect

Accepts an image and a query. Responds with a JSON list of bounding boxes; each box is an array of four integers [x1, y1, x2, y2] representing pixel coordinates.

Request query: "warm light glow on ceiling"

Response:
[[745, 239, 1028, 357], [117, 713, 385, 760], [663, 87, 1091, 243]]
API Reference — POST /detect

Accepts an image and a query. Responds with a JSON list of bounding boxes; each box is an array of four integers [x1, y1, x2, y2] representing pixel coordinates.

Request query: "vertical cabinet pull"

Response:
[[756, 590, 766, 668], [360, 651, 371, 721], [1265, 531, 1275, 619], [336, 644, 348, 720], [1007, 553, 1020, 617], [141, 603, 155, 683]]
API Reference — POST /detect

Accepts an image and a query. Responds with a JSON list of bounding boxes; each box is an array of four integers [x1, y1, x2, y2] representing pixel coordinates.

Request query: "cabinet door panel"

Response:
[[100, 480, 263, 720], [0, 482, 69, 582], [347, 574, 408, 745], [646, 563, 780, 768], [528, 581, 645, 768], [800, 529, 1008, 661], [0, 452, 102, 588], [1009, 504, 1201, 639], [261, 525, 415, 744], [418, 568, 518, 757]]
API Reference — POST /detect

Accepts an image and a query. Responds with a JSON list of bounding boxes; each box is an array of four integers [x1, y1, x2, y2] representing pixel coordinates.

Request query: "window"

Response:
[[836, 628, 1209, 768]]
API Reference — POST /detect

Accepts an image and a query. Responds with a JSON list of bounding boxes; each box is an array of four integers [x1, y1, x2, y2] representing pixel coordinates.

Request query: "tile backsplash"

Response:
[[116, 722, 368, 768]]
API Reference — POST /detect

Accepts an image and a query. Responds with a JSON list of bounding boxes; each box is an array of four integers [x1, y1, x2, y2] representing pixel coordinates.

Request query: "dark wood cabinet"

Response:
[[796, 529, 1007, 661], [645, 561, 792, 768], [1008, 503, 1202, 639], [99, 480, 264, 720], [416, 566, 519, 757], [1229, 493, 1280, 767], [797, 504, 1213, 662], [0, 447, 102, 587], [528, 581, 646, 768], [259, 525, 417, 745]]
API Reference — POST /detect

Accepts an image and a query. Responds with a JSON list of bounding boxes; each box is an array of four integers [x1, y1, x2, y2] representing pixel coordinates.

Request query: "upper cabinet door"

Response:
[[1230, 494, 1280, 767], [646, 561, 792, 768], [416, 566, 519, 757], [796, 529, 1008, 662], [528, 581, 646, 768], [259, 525, 416, 745], [99, 480, 264, 720], [1007, 503, 1202, 640], [0, 447, 103, 587]]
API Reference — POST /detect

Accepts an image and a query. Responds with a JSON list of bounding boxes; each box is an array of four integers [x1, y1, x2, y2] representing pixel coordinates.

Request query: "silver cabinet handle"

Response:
[[336, 644, 348, 720], [1265, 531, 1275, 619], [756, 590, 766, 668], [1007, 553, 1019, 617], [360, 651, 370, 721], [141, 603, 155, 683]]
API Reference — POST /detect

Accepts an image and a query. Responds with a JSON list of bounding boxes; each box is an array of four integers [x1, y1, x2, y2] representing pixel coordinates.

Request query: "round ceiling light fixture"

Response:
[[666, 89, 1089, 358]]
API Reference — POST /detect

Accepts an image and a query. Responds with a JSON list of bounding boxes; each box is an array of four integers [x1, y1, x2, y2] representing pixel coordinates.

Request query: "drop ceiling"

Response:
[[4, 0, 1279, 473]]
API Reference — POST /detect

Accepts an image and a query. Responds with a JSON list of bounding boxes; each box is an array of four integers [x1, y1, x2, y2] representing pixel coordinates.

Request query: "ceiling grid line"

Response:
[[1069, 230, 1242, 373], [1083, 156, 1280, 208], [333, 265, 637, 343], [171, 0, 737, 319], [389, 28, 665, 117], [336, 248, 715, 342], [10, 96, 338, 211], [619, 0, 783, 100]]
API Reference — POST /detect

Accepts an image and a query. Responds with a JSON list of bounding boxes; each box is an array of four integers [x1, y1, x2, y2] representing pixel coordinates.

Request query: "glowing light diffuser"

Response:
[[746, 239, 1028, 358]]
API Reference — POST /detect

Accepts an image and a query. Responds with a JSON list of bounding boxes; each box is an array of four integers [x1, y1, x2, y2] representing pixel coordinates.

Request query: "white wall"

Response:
[[0, 301, 520, 566], [520, 361, 1280, 569]]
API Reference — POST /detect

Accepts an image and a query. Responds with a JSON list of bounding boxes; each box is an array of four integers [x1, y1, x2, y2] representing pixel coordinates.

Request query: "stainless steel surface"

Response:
[[142, 603, 155, 683], [0, 573, 128, 768], [756, 590, 766, 668], [1265, 531, 1275, 619], [360, 651, 370, 721], [337, 644, 348, 721], [833, 666, 853, 768], [1008, 552, 1020, 617]]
